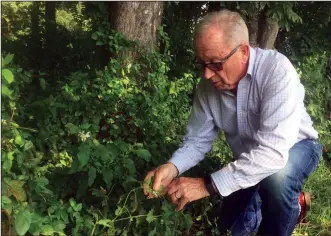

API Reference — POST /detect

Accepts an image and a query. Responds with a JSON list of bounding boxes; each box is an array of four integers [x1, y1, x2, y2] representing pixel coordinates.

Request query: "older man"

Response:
[[143, 9, 322, 236]]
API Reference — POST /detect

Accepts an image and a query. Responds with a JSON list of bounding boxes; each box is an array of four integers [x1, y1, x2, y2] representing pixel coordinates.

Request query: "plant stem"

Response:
[[113, 214, 162, 222], [91, 223, 97, 236]]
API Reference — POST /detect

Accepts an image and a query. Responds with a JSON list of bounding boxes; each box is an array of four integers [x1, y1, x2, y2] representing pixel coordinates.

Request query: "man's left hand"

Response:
[[167, 177, 210, 211]]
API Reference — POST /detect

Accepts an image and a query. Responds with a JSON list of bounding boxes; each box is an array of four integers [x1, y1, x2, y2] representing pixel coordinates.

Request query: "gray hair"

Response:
[[194, 9, 249, 48]]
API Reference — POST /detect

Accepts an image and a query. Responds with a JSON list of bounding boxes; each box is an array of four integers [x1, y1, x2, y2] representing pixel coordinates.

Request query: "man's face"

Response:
[[195, 26, 248, 91]]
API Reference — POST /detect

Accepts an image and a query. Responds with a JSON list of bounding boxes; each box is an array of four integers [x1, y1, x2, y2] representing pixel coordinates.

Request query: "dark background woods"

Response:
[[1, 2, 331, 235]]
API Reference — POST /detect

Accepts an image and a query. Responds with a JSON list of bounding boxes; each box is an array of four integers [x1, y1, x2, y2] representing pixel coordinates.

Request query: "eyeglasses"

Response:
[[196, 44, 241, 72]]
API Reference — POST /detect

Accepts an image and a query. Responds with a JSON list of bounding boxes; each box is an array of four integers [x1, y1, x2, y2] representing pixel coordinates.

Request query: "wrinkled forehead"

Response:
[[194, 28, 230, 61]]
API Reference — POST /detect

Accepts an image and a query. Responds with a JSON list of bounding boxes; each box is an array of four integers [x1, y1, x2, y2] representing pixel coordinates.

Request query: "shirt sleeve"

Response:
[[211, 58, 305, 197], [168, 80, 219, 175]]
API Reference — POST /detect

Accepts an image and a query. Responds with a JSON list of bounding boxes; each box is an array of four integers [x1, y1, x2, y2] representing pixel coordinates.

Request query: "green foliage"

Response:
[[1, 24, 198, 233], [295, 54, 331, 160], [2, 2, 331, 235]]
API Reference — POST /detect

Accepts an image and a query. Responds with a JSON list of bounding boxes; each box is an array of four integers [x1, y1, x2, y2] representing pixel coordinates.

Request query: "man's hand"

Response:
[[143, 162, 179, 198], [167, 177, 210, 211]]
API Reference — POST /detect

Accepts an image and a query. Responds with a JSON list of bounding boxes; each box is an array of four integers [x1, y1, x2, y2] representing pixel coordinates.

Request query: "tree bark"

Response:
[[257, 13, 279, 49], [246, 12, 260, 47], [45, 2, 57, 76], [108, 2, 164, 57], [31, 2, 42, 71]]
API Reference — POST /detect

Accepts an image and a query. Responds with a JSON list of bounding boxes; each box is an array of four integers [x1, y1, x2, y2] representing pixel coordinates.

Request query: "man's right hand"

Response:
[[143, 162, 179, 198]]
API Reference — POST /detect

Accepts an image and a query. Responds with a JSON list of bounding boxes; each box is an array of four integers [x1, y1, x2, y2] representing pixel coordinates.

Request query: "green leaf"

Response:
[[2, 195, 12, 205], [97, 219, 112, 226], [102, 169, 113, 189], [2, 84, 13, 97], [2, 152, 13, 171], [115, 206, 122, 216], [74, 203, 82, 212], [15, 135, 24, 147], [107, 143, 119, 159], [40, 225, 54, 235], [15, 209, 31, 235], [183, 214, 193, 229], [146, 209, 156, 223], [60, 210, 68, 222], [91, 32, 98, 40], [24, 141, 34, 150], [123, 158, 136, 175], [2, 54, 14, 67], [1, 196, 12, 215], [88, 167, 96, 187], [5, 180, 27, 202], [65, 123, 80, 135], [95, 144, 110, 161], [135, 148, 151, 162], [77, 144, 90, 167], [52, 220, 66, 231], [96, 40, 104, 46], [40, 78, 46, 90], [81, 123, 91, 129], [148, 226, 157, 236], [2, 69, 14, 84], [69, 198, 76, 208]]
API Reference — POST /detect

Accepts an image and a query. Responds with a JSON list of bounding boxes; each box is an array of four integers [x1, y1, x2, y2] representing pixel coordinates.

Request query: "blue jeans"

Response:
[[216, 139, 323, 236]]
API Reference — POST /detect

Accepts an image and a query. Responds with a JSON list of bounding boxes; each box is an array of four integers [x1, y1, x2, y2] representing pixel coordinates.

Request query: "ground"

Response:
[[293, 159, 331, 236]]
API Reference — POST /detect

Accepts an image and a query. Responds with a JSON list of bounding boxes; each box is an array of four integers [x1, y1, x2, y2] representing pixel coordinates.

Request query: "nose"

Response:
[[204, 67, 215, 80]]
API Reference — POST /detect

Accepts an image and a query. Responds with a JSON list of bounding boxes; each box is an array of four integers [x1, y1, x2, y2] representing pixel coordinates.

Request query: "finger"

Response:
[[152, 170, 164, 194], [159, 182, 169, 196], [176, 198, 189, 211], [167, 179, 180, 195], [143, 172, 154, 196], [170, 192, 179, 204]]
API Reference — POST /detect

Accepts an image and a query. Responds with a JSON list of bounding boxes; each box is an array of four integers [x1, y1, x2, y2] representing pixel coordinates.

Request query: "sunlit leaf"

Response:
[[2, 69, 14, 84], [15, 209, 31, 235], [2, 84, 13, 97], [2, 54, 14, 67], [146, 209, 156, 223]]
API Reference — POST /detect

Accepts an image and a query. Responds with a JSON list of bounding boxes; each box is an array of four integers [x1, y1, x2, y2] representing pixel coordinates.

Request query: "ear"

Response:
[[241, 43, 250, 64]]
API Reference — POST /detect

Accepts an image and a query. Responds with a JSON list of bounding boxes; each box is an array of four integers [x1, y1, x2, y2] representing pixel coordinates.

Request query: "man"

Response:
[[143, 9, 322, 236]]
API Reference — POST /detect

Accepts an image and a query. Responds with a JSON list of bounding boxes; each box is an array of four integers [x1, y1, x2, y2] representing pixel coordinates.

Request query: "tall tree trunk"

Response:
[[31, 2, 41, 70], [108, 2, 164, 60], [30, 2, 42, 90], [246, 11, 260, 47], [45, 2, 56, 78], [257, 11, 279, 49]]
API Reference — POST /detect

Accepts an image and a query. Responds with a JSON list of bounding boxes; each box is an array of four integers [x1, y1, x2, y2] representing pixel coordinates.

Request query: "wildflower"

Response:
[[78, 131, 90, 142]]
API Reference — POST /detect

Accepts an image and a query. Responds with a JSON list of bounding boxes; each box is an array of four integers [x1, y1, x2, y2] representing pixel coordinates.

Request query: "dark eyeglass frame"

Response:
[[196, 44, 241, 72]]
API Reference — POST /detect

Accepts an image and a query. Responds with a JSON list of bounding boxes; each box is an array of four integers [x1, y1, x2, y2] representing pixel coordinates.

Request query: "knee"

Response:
[[259, 166, 301, 208]]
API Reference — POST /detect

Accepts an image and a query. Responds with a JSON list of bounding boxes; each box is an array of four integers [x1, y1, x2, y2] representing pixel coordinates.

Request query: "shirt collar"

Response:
[[246, 46, 256, 77]]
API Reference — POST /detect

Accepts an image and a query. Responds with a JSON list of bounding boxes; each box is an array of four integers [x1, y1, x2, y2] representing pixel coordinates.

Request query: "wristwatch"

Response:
[[204, 175, 223, 205], [203, 175, 219, 195]]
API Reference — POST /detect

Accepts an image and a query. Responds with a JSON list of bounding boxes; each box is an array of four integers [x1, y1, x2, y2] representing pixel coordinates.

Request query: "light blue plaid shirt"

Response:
[[169, 47, 319, 197]]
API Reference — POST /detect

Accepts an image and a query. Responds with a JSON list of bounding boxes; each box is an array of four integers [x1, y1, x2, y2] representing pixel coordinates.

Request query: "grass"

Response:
[[293, 159, 331, 236]]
